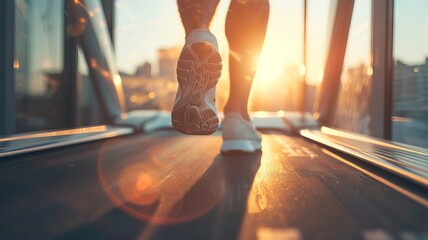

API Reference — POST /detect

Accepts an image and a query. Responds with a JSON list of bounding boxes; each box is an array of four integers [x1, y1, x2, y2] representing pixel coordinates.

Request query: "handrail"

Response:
[[70, 0, 127, 123]]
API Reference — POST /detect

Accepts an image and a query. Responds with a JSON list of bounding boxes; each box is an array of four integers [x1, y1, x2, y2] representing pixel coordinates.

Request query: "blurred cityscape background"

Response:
[[10, 0, 428, 148]]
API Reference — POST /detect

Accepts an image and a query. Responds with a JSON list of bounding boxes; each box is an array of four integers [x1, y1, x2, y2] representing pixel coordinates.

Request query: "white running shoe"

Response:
[[220, 113, 262, 153], [172, 29, 222, 135]]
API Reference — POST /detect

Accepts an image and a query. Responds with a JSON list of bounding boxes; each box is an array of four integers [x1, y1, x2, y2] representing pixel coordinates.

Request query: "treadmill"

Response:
[[1, 0, 427, 239]]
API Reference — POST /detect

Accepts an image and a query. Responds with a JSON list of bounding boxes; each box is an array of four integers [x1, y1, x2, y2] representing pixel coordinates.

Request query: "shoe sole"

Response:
[[172, 42, 222, 135], [220, 140, 262, 154]]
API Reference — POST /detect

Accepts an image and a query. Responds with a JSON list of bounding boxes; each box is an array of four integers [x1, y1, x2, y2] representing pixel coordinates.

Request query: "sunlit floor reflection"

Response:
[[238, 136, 288, 240], [97, 133, 322, 239], [98, 134, 227, 224], [93, 131, 428, 240]]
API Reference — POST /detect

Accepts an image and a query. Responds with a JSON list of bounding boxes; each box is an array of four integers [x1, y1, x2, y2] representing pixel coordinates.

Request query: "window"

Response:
[[332, 0, 372, 134], [114, 0, 306, 113], [392, 0, 428, 148], [306, 0, 337, 112], [12, 0, 111, 134], [14, 0, 65, 133], [115, 0, 183, 111]]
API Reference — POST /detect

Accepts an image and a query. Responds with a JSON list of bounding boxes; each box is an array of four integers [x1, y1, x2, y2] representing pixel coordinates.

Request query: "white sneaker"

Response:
[[220, 113, 262, 153], [172, 29, 222, 135]]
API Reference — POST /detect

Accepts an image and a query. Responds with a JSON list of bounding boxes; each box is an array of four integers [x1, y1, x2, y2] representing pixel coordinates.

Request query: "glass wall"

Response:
[[392, 0, 428, 148], [249, 0, 303, 112], [332, 0, 372, 134], [115, 0, 181, 111], [306, 0, 337, 112], [114, 0, 306, 113], [12, 0, 109, 134], [14, 0, 65, 133]]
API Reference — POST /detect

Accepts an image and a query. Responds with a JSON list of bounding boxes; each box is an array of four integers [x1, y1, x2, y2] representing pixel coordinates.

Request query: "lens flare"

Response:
[[97, 138, 226, 225], [68, 17, 86, 37], [148, 147, 171, 168], [119, 173, 159, 206]]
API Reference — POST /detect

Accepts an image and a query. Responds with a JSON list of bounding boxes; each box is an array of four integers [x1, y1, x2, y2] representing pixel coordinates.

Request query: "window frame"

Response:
[[314, 0, 395, 140], [0, 0, 116, 135], [369, 0, 393, 139], [0, 0, 15, 135]]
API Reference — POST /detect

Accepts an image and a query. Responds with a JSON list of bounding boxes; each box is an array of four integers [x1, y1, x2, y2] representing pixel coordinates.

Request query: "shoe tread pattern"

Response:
[[172, 42, 222, 135]]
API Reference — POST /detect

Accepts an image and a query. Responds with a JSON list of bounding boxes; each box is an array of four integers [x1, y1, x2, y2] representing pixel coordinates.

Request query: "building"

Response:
[[135, 62, 152, 78], [393, 58, 428, 121], [334, 63, 372, 134], [158, 47, 181, 81], [250, 64, 302, 112]]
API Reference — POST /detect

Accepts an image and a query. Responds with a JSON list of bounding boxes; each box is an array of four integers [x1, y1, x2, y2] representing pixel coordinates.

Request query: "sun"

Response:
[[254, 52, 284, 84]]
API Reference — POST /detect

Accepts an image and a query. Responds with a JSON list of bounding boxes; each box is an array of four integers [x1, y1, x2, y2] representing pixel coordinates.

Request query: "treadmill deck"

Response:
[[1, 130, 427, 240]]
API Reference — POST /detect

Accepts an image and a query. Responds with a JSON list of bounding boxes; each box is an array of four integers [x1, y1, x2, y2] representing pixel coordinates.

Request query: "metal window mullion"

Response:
[[314, 0, 355, 126], [75, 0, 126, 123], [0, 0, 15, 135], [101, 0, 115, 47], [62, 0, 79, 128], [370, 0, 393, 139], [300, 0, 307, 114]]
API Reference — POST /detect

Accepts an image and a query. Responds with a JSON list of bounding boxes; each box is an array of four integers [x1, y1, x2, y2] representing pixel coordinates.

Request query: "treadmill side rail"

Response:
[[301, 127, 428, 188], [0, 125, 133, 158]]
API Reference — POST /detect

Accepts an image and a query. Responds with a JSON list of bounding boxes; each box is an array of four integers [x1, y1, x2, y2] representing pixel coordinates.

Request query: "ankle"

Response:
[[223, 107, 250, 121], [185, 28, 218, 49], [240, 112, 251, 121]]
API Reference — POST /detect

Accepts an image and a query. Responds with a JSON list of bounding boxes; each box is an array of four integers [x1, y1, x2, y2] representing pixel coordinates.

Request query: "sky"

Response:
[[394, 0, 428, 64]]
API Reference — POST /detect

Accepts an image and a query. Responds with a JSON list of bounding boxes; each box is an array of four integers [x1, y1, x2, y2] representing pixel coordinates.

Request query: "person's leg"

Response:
[[220, 0, 269, 153], [173, 0, 223, 135], [177, 0, 220, 36], [224, 0, 270, 120]]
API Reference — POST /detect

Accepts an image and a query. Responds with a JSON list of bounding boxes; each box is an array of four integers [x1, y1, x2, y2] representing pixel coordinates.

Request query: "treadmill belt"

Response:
[[0, 130, 427, 240]]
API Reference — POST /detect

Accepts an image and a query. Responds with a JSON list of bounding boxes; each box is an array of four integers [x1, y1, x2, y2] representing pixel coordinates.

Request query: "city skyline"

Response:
[[19, 0, 428, 95], [115, 0, 428, 86]]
